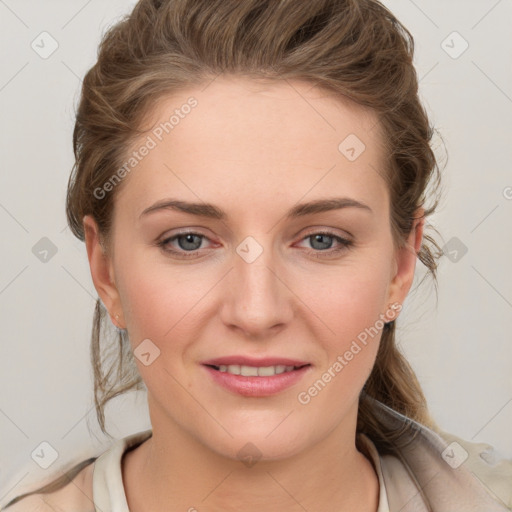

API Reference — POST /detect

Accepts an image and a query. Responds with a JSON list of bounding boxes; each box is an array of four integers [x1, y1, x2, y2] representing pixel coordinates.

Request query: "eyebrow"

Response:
[[139, 197, 372, 221]]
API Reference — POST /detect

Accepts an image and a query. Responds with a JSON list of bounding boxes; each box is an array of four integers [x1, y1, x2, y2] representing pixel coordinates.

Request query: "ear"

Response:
[[83, 215, 125, 329], [385, 208, 425, 315]]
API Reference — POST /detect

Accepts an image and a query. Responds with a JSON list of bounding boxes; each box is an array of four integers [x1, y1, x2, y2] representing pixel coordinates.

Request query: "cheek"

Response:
[[115, 262, 210, 400], [296, 256, 392, 384], [295, 273, 390, 410], [302, 258, 391, 339], [118, 263, 201, 340], [114, 245, 221, 369]]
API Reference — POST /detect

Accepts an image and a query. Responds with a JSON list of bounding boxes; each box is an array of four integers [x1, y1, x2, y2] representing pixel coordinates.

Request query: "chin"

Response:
[[195, 418, 319, 464]]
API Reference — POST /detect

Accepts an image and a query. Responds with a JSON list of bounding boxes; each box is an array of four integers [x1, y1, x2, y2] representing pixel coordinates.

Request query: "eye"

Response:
[[296, 231, 353, 258], [158, 231, 212, 259]]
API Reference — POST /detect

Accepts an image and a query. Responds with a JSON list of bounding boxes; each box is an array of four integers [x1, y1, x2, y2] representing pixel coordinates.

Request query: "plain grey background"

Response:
[[1, 0, 511, 506]]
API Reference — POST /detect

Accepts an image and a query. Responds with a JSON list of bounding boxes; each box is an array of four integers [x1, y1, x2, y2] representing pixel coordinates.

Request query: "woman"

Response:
[[3, 0, 511, 510]]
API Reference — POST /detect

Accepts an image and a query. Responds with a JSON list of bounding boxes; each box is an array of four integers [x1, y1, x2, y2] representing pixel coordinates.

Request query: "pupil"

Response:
[[312, 234, 332, 250], [179, 234, 201, 250]]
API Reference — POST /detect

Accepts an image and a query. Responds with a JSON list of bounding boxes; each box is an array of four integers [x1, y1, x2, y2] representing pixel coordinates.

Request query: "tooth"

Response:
[[240, 365, 259, 376], [258, 366, 276, 376], [213, 363, 302, 376], [227, 364, 241, 375]]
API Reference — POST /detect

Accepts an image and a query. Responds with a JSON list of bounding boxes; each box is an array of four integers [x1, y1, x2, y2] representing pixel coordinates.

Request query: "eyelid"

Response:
[[158, 229, 215, 248], [299, 226, 353, 241], [158, 227, 213, 242]]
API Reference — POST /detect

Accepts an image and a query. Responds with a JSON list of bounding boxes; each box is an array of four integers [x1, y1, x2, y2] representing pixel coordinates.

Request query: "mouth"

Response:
[[201, 361, 312, 397], [204, 363, 311, 377]]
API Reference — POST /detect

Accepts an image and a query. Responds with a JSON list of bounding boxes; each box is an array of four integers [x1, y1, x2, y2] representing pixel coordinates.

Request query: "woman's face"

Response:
[[85, 76, 422, 461]]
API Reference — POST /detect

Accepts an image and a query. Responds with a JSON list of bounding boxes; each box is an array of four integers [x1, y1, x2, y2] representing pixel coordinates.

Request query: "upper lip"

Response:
[[202, 356, 310, 367]]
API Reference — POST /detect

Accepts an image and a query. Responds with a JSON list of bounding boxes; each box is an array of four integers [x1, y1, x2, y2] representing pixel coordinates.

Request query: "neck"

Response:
[[122, 410, 379, 512]]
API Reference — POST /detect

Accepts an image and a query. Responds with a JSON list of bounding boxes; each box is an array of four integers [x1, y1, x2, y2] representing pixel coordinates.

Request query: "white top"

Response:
[[92, 429, 390, 512]]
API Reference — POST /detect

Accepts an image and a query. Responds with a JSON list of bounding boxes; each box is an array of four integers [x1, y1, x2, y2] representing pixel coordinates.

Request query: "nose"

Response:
[[219, 237, 294, 338]]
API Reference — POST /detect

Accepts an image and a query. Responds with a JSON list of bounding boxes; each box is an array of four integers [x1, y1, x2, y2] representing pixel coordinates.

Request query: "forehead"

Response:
[[116, 75, 389, 219]]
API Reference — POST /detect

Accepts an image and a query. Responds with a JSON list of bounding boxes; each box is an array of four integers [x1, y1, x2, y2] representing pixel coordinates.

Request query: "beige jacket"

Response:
[[2, 398, 511, 511]]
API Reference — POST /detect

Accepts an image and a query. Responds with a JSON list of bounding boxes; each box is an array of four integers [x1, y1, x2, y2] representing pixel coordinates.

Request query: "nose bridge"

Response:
[[222, 234, 291, 334]]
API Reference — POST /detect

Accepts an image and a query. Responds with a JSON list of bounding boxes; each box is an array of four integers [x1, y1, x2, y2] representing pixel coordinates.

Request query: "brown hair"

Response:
[[65, 0, 445, 445], [4, 1, 447, 507]]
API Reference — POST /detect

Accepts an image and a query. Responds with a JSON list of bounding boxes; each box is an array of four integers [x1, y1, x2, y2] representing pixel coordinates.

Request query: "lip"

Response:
[[202, 363, 312, 397], [202, 355, 310, 367]]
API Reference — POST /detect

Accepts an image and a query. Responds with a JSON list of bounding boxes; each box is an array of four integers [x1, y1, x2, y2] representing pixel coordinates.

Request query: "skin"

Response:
[[84, 75, 424, 512]]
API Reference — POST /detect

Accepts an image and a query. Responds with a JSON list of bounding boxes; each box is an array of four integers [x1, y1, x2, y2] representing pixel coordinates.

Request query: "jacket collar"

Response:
[[363, 395, 511, 511]]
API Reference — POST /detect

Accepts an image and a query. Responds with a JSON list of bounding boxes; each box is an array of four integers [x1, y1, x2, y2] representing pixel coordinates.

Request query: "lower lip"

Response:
[[202, 365, 311, 397]]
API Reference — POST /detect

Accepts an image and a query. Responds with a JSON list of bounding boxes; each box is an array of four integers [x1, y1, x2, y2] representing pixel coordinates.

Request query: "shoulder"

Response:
[[436, 428, 512, 507], [362, 395, 512, 509], [1, 459, 95, 512], [2, 429, 153, 512], [378, 425, 512, 510]]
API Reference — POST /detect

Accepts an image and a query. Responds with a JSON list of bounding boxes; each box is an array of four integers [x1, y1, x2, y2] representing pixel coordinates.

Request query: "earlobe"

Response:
[[83, 215, 125, 329]]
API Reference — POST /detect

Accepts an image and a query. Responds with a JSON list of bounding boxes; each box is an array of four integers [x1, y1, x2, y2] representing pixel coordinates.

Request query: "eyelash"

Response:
[[157, 230, 353, 260]]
